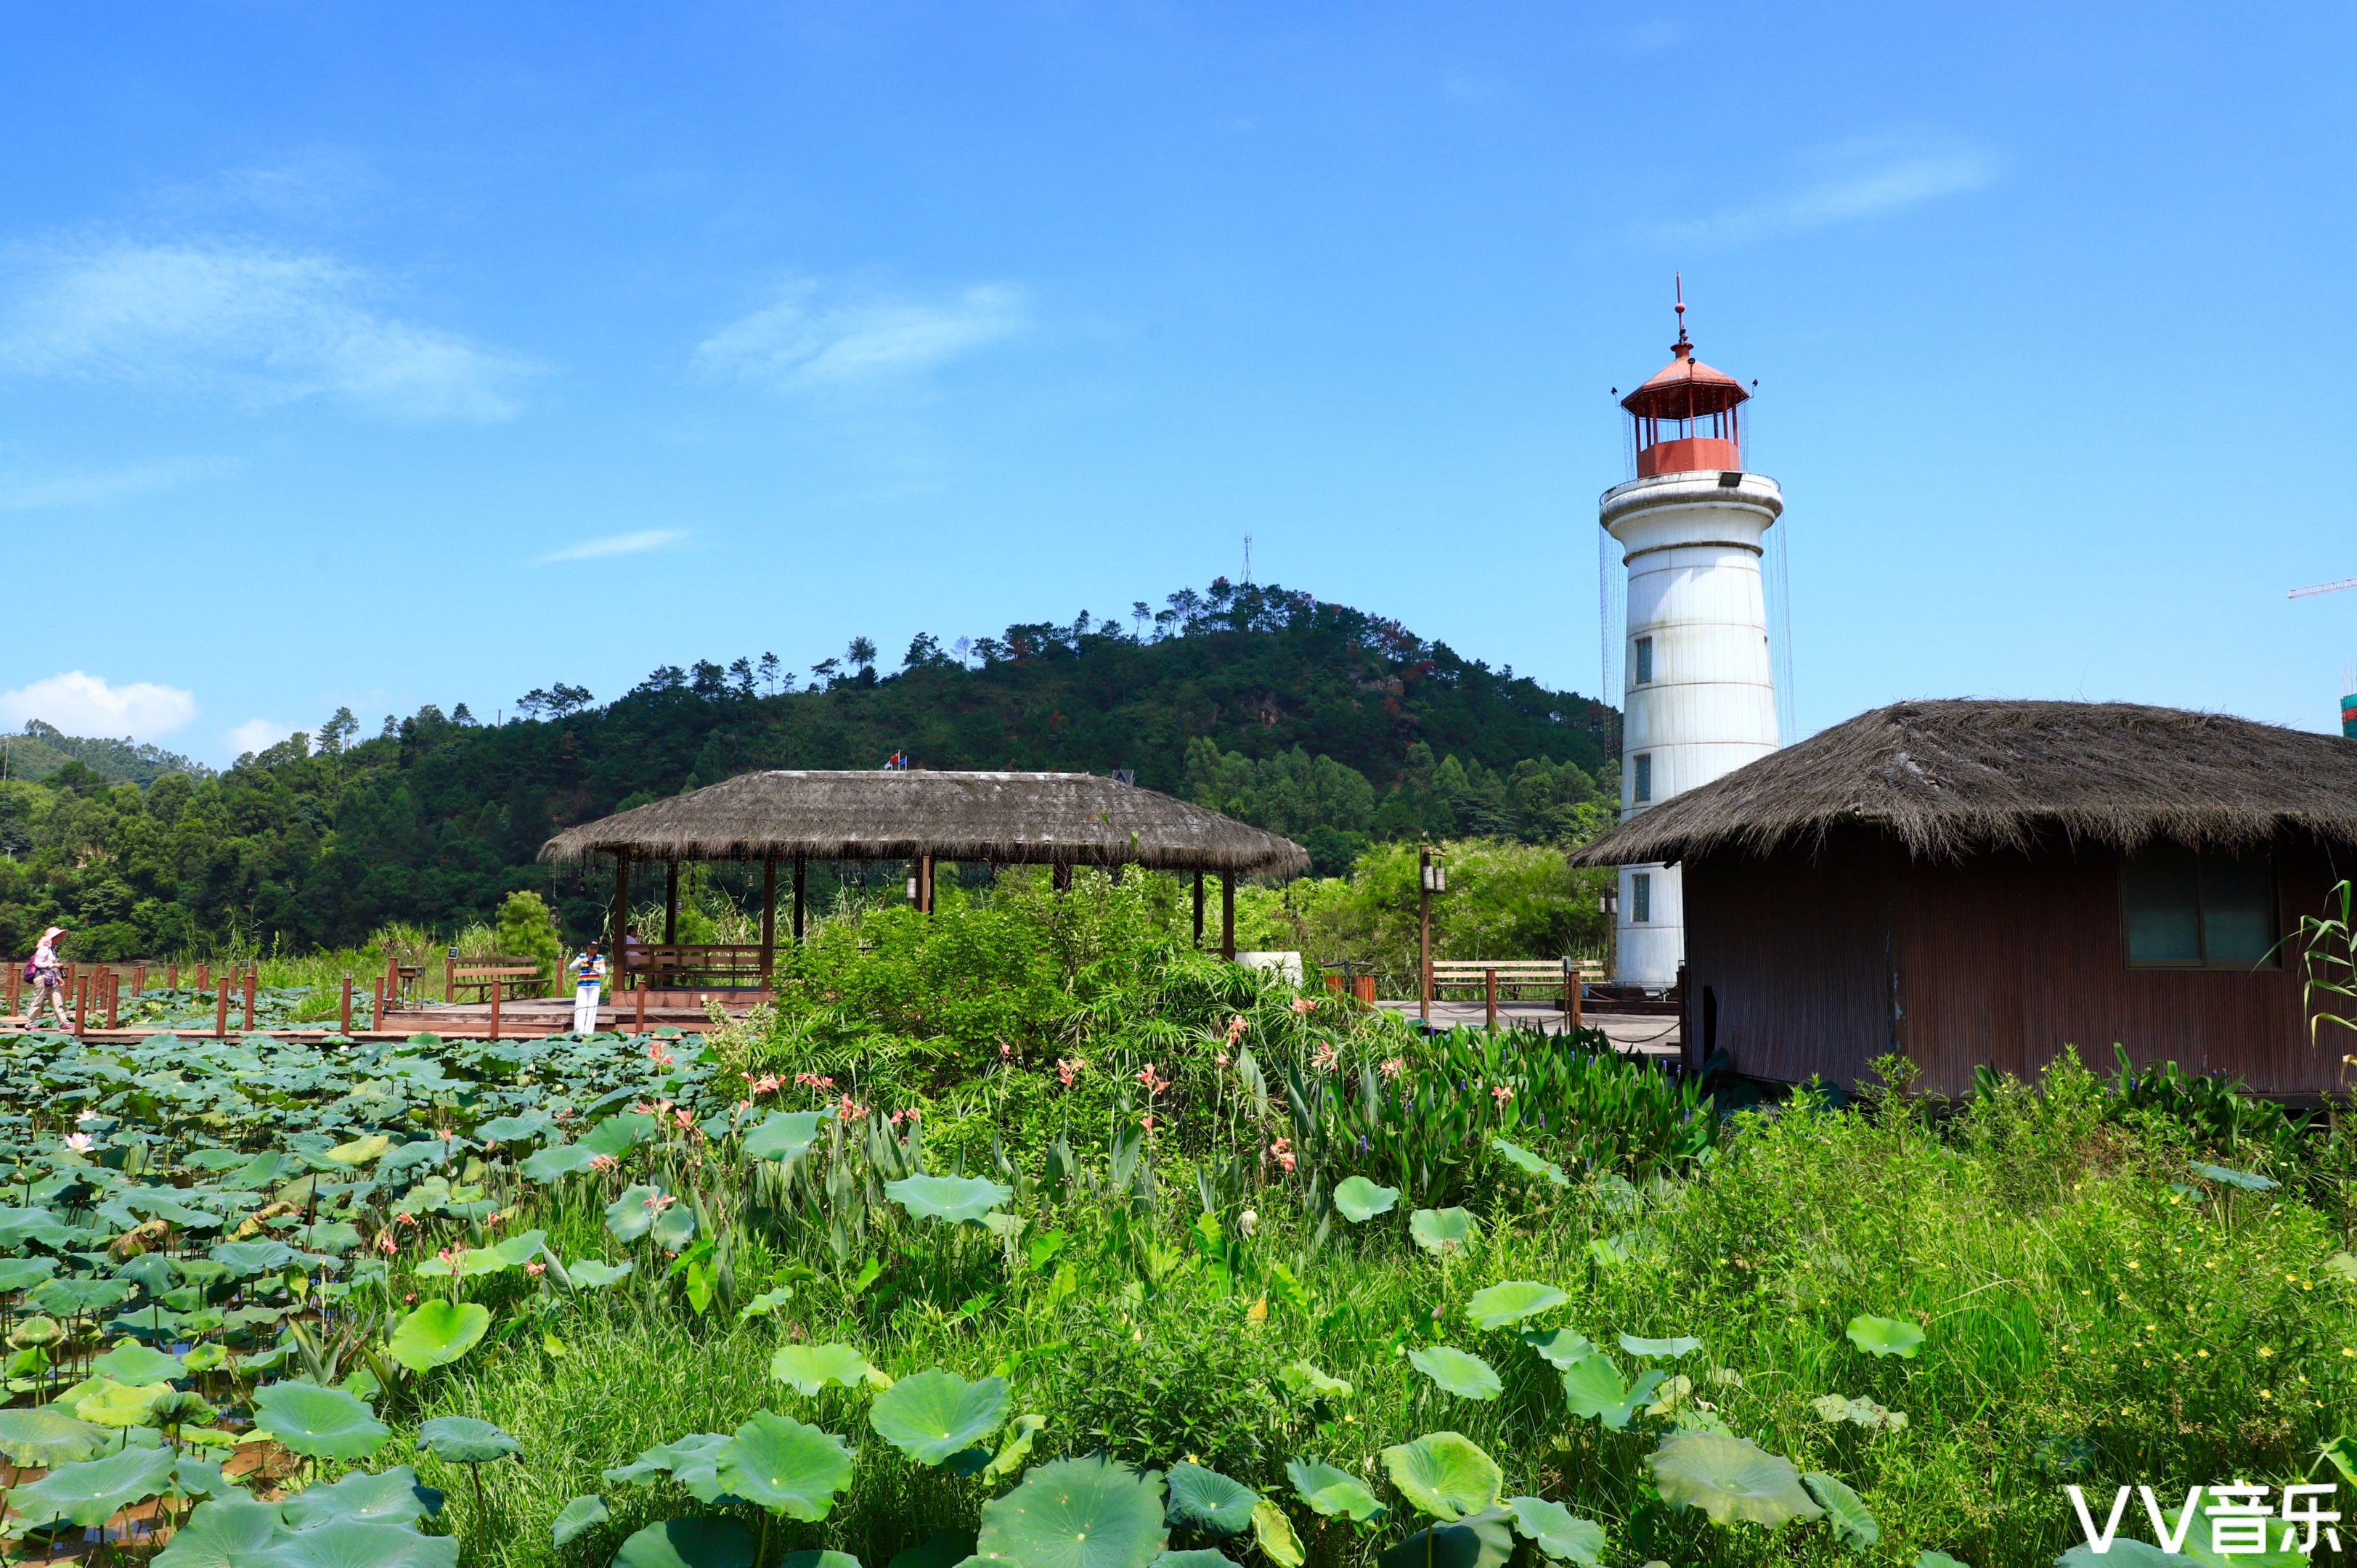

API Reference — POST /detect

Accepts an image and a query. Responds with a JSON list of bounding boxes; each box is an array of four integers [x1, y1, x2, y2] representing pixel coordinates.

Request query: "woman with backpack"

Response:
[[22, 926, 69, 1032]]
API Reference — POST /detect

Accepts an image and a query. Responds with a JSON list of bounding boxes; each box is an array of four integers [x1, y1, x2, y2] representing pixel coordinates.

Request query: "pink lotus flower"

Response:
[[376, 1232, 398, 1255], [632, 1101, 656, 1114], [1135, 1063, 1170, 1096], [1141, 1114, 1157, 1133], [643, 1192, 677, 1213], [436, 1247, 457, 1267], [1380, 1056, 1404, 1079], [1312, 1041, 1339, 1071], [648, 1042, 675, 1067], [1057, 1057, 1084, 1087], [1225, 1015, 1247, 1043], [63, 1132, 92, 1153], [590, 1154, 619, 1172], [1291, 997, 1316, 1016], [1213, 1051, 1230, 1069], [1266, 1135, 1296, 1174], [674, 1108, 694, 1130], [1490, 1084, 1513, 1105], [396, 1212, 418, 1226], [525, 1259, 546, 1276]]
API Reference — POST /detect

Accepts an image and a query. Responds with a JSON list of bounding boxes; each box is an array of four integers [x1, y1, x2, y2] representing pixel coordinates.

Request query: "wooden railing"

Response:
[[622, 943, 770, 989]]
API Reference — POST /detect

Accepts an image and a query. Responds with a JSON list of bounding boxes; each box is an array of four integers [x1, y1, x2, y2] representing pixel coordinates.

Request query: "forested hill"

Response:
[[0, 580, 1619, 955]]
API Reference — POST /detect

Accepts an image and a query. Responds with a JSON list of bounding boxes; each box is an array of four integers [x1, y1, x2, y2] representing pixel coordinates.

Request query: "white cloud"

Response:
[[695, 279, 1025, 390], [0, 671, 196, 740], [536, 528, 688, 565], [0, 456, 233, 513], [223, 719, 293, 759], [1658, 139, 1997, 245], [0, 238, 535, 421]]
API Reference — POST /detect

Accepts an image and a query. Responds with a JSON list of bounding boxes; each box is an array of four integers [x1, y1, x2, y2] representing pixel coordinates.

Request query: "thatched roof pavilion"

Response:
[[1575, 699, 2357, 869], [1571, 700, 2357, 1097], [540, 770, 1307, 979]]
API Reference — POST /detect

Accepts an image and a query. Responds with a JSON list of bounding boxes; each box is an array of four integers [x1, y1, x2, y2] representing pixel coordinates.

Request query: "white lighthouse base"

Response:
[[1614, 862, 1684, 989]]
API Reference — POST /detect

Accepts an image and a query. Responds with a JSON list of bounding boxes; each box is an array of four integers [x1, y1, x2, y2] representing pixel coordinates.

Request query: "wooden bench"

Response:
[[1428, 959, 1605, 1029], [624, 943, 768, 989], [447, 958, 550, 1004]]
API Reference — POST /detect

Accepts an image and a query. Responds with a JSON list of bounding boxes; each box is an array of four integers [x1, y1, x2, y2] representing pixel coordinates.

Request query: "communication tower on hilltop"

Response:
[[1603, 284, 1783, 987]]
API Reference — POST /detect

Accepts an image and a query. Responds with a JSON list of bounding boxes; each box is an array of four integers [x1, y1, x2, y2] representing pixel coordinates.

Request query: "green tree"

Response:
[[493, 891, 563, 989]]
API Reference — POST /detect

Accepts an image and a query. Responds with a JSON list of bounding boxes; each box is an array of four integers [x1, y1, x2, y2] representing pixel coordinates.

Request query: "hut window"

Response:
[[2121, 847, 2279, 968], [1634, 637, 1654, 685], [1631, 873, 1651, 923], [1633, 754, 1653, 803]]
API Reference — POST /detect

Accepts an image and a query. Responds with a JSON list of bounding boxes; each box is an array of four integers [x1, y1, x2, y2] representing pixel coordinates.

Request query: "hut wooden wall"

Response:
[[1681, 832, 1892, 1086], [1683, 833, 2352, 1098]]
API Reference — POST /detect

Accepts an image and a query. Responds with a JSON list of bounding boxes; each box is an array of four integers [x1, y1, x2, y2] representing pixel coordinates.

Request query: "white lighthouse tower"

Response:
[[1604, 287, 1782, 987]]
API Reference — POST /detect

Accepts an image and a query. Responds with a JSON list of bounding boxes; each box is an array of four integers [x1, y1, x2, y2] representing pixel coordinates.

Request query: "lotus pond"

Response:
[[0, 920, 2349, 1568]]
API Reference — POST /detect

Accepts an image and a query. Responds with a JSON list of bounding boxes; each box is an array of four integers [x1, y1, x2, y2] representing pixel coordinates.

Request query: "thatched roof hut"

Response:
[[540, 770, 1306, 971], [1576, 700, 2357, 1098], [1575, 699, 2357, 869], [542, 769, 1308, 875]]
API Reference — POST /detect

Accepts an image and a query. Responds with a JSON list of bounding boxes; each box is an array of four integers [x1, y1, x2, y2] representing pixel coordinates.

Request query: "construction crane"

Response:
[[2289, 576, 2357, 599]]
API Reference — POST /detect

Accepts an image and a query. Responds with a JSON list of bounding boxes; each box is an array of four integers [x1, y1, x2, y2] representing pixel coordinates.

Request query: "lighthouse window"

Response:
[[1631, 873, 1651, 923], [1634, 637, 1654, 685], [1633, 754, 1653, 803], [2121, 847, 2279, 968]]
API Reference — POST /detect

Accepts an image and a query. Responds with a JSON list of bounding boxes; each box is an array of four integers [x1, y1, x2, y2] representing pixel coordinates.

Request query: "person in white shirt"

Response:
[[23, 926, 69, 1032], [567, 942, 606, 1036]]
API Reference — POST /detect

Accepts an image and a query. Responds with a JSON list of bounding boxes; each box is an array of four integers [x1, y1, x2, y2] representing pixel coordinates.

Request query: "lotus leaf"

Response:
[[150, 1498, 290, 1566], [0, 1206, 76, 1249], [1332, 1175, 1400, 1222], [0, 1255, 60, 1292], [566, 1258, 633, 1288], [1558, 1355, 1661, 1432], [606, 1184, 669, 1242], [1845, 1315, 1925, 1359], [1618, 1334, 1701, 1359], [251, 1380, 392, 1461], [280, 1465, 442, 1527], [552, 1494, 610, 1547], [2056, 1545, 2195, 1568], [1374, 1509, 1516, 1568], [1811, 1394, 1907, 1431], [1505, 1497, 1604, 1565], [1646, 1432, 1823, 1528], [1488, 1138, 1568, 1187], [872, 1369, 1010, 1464], [1380, 1432, 1504, 1521], [8, 1443, 178, 1528], [582, 1113, 659, 1159], [169, 1455, 238, 1500], [0, 1405, 108, 1466], [976, 1455, 1170, 1568], [32, 1275, 132, 1315], [1516, 1328, 1596, 1370], [253, 1518, 458, 1567], [780, 1554, 864, 1568], [1464, 1281, 1567, 1331], [717, 1410, 856, 1519], [651, 1199, 698, 1251], [520, 1144, 598, 1183], [772, 1342, 887, 1396], [1277, 1361, 1352, 1399], [478, 1110, 557, 1145], [746, 1111, 831, 1161], [1155, 1554, 1240, 1568], [1803, 1472, 1878, 1549], [90, 1339, 186, 1384], [419, 1415, 522, 1464], [389, 1298, 491, 1372], [2189, 1160, 2278, 1192], [76, 1377, 174, 1428], [208, 1240, 296, 1276], [1913, 1556, 1969, 1568], [1165, 1461, 1258, 1535], [602, 1432, 732, 1490], [1250, 1498, 1304, 1568], [886, 1174, 1014, 1225], [325, 1134, 393, 1166], [984, 1413, 1048, 1482], [1285, 1458, 1385, 1522], [1408, 1208, 1476, 1257], [1407, 1346, 1502, 1402]]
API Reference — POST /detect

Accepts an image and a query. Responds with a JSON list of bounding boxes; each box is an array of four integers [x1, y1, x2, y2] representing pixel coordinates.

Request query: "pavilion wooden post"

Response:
[[1220, 874, 1236, 962], [243, 968, 256, 1032], [105, 973, 118, 1030], [612, 852, 632, 990], [664, 860, 680, 944], [488, 977, 502, 1042], [1192, 871, 1205, 948], [75, 974, 86, 1034], [790, 854, 807, 944], [1563, 958, 1581, 1033], [340, 976, 353, 1035], [166, 961, 177, 992], [213, 977, 229, 1039], [1053, 862, 1072, 894], [1484, 966, 1499, 1030], [760, 854, 778, 980], [633, 980, 647, 1034], [132, 964, 144, 996], [918, 853, 935, 915]]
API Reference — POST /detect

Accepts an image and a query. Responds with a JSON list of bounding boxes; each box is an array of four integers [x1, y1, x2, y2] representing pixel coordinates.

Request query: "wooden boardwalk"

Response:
[[1374, 998, 1682, 1058]]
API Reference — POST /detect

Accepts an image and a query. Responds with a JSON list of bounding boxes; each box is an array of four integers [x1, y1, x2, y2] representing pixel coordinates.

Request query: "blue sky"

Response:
[[3, 2, 2353, 764]]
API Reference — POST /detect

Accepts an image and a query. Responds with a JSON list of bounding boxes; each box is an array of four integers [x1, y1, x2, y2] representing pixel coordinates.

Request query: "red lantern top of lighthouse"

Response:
[[1620, 279, 1747, 478]]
